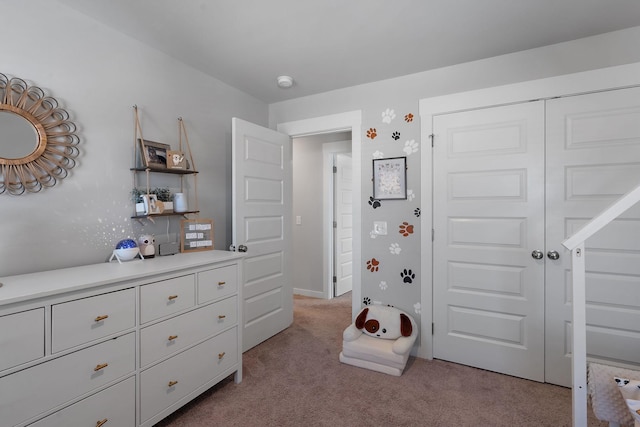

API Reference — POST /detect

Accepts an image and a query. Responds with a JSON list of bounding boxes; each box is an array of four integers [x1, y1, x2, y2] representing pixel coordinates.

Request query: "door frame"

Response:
[[277, 111, 362, 318], [419, 62, 640, 360]]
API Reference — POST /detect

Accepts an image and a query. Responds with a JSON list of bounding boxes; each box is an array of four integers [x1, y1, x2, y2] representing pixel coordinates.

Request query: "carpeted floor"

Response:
[[155, 293, 608, 427]]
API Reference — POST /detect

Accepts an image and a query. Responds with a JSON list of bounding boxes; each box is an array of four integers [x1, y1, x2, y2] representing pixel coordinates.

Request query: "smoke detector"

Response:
[[277, 75, 294, 88]]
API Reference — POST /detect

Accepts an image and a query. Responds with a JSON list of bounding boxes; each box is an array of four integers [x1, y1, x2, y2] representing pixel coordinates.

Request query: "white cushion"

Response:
[[342, 333, 411, 369]]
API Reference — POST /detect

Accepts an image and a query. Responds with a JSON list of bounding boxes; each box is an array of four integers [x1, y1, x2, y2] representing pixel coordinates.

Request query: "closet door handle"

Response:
[[547, 250, 560, 260], [531, 250, 544, 260]]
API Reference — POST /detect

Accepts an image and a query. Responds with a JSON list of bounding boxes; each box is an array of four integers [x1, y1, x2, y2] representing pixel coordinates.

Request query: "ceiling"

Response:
[[59, 0, 640, 104]]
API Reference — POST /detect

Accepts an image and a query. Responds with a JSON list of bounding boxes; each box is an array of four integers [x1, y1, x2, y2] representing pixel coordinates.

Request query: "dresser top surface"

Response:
[[0, 250, 243, 307]]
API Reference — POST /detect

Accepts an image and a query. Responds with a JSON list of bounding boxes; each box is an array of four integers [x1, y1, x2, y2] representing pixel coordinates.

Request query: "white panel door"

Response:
[[545, 88, 640, 386], [433, 101, 546, 381], [334, 153, 353, 297], [232, 118, 293, 352]]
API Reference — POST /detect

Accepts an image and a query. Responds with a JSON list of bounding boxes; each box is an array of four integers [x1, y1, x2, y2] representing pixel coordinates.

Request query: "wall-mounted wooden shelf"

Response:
[[131, 210, 199, 220], [130, 167, 198, 175]]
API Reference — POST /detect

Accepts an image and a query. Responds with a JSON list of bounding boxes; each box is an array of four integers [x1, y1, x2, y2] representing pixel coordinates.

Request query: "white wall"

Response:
[[269, 26, 640, 326], [0, 1, 267, 276]]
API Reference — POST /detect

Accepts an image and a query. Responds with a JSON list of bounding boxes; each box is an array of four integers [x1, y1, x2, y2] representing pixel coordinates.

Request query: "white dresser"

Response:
[[0, 250, 243, 427]]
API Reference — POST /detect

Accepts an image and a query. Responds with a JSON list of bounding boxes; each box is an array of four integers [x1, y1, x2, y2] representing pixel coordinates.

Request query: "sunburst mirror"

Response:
[[0, 73, 79, 195]]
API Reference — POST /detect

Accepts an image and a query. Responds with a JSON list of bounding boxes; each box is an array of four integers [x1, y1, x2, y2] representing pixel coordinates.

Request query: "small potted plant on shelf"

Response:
[[132, 188, 146, 215]]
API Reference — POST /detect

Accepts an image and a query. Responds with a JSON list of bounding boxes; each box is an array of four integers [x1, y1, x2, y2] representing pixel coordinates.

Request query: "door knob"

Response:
[[238, 245, 248, 253], [531, 250, 544, 260], [547, 250, 560, 260]]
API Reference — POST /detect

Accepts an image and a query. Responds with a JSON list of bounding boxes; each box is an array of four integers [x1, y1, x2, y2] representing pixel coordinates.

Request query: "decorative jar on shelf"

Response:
[[174, 192, 188, 212]]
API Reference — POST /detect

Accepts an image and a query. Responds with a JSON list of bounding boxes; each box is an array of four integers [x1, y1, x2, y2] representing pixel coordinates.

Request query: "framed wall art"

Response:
[[372, 157, 407, 200]]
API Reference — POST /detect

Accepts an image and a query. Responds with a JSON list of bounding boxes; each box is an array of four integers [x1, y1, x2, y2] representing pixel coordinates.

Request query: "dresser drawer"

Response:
[[140, 327, 238, 423], [52, 288, 135, 353], [140, 274, 195, 324], [28, 376, 135, 427], [198, 264, 237, 304], [0, 332, 135, 427], [0, 308, 44, 372], [140, 296, 238, 367]]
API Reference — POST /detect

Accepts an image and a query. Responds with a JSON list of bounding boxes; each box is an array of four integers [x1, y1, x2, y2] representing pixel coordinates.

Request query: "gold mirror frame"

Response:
[[0, 73, 79, 195]]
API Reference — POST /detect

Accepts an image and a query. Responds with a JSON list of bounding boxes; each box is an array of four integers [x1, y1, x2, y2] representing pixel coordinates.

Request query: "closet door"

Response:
[[432, 101, 546, 381], [545, 88, 640, 387]]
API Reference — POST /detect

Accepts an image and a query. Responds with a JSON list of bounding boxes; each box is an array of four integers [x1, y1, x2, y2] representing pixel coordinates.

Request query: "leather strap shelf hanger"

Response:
[[131, 105, 199, 220]]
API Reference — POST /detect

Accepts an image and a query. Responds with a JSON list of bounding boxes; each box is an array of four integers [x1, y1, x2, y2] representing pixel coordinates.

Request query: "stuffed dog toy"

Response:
[[352, 305, 413, 339], [340, 305, 417, 375]]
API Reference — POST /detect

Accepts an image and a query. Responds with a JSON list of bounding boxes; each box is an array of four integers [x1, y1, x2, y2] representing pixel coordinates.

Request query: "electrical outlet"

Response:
[[373, 221, 387, 235]]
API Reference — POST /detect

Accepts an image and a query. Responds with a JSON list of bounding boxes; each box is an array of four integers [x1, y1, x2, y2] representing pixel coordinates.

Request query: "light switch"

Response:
[[373, 221, 387, 235], [296, 215, 302, 225]]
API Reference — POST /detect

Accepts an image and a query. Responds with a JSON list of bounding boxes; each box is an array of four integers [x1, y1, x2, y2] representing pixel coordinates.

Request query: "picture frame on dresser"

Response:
[[180, 218, 214, 253]]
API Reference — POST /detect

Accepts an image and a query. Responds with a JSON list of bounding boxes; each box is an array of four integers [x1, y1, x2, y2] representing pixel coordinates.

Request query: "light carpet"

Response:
[[155, 293, 607, 427]]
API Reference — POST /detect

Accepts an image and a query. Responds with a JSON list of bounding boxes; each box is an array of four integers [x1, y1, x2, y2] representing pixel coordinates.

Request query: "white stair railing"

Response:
[[562, 183, 640, 427]]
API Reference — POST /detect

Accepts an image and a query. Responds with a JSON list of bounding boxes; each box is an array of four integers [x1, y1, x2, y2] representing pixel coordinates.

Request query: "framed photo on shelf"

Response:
[[167, 150, 187, 169], [142, 194, 164, 215], [372, 157, 407, 200], [139, 139, 170, 169]]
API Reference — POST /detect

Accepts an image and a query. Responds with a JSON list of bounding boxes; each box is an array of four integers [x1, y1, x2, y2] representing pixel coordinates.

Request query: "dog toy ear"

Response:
[[400, 313, 412, 337], [355, 307, 369, 329]]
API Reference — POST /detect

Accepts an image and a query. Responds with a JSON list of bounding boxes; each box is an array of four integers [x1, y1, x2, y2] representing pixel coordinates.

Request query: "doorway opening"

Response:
[[277, 110, 362, 318], [292, 132, 352, 300]]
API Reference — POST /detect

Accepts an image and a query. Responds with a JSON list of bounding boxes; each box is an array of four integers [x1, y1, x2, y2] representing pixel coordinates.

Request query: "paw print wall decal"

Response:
[[389, 243, 401, 255], [413, 302, 422, 314], [382, 108, 396, 124], [403, 139, 419, 155], [368, 196, 381, 209], [399, 221, 414, 236], [372, 150, 384, 159], [414, 208, 421, 217], [400, 269, 416, 284], [404, 113, 414, 123], [366, 258, 380, 272], [366, 128, 377, 140], [379, 281, 388, 290], [363, 297, 371, 305], [392, 131, 400, 140]]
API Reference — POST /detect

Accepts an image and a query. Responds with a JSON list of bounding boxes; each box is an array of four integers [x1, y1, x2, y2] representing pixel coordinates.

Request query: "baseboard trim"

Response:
[[293, 288, 325, 299]]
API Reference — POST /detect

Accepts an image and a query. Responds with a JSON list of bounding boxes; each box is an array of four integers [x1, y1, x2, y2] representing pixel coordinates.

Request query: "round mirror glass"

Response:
[[0, 110, 39, 159]]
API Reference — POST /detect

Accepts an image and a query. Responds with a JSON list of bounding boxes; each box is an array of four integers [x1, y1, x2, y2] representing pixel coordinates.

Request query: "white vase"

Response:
[[174, 193, 187, 212]]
